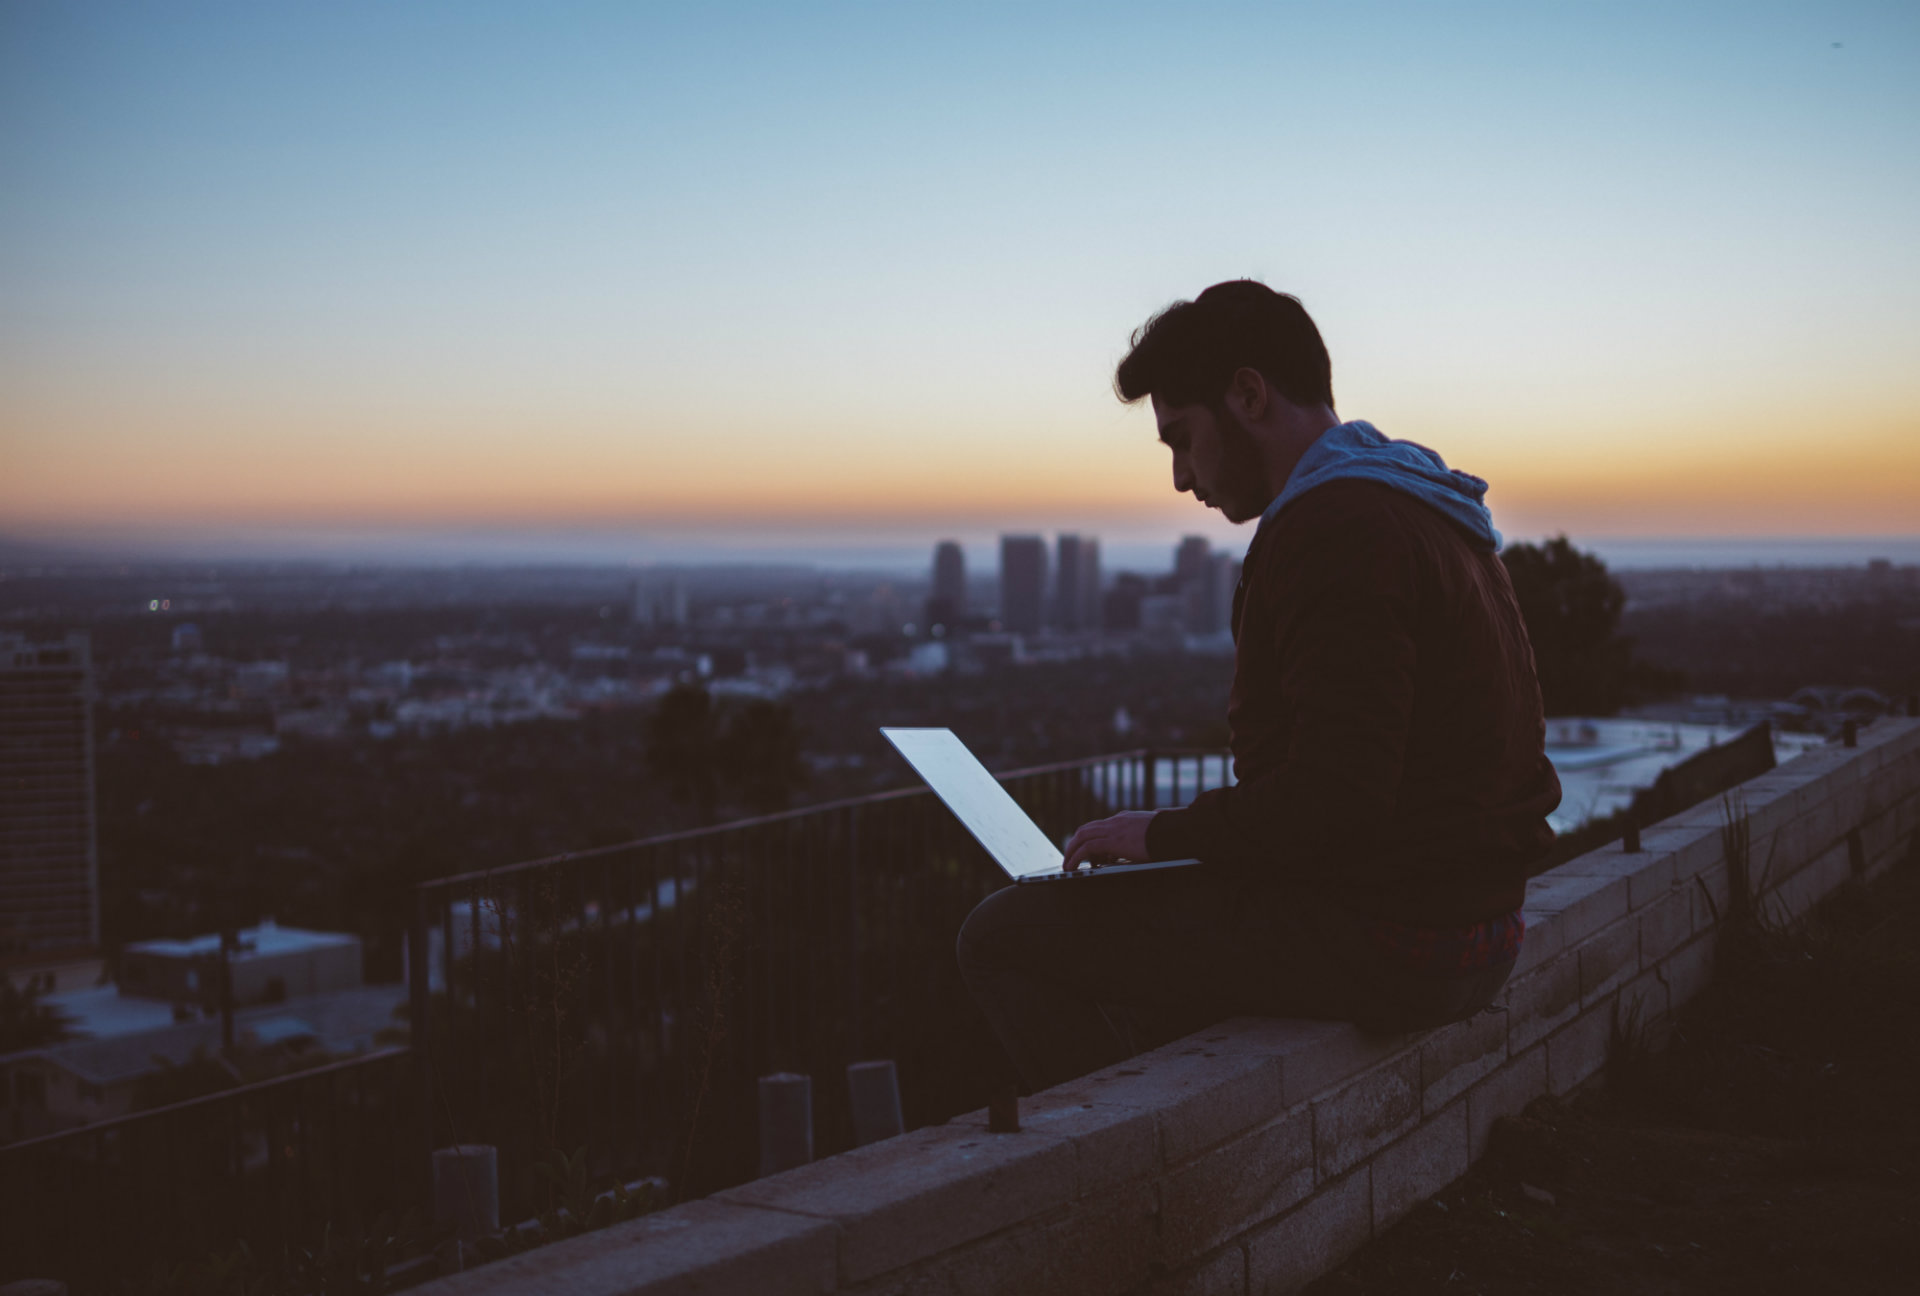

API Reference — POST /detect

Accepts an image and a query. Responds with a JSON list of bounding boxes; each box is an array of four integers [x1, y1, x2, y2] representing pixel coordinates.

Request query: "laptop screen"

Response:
[[880, 727, 1065, 880]]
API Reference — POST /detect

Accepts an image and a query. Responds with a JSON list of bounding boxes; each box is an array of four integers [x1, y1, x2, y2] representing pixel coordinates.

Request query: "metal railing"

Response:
[[407, 747, 1232, 1217], [0, 1047, 418, 1292], [0, 746, 1231, 1288]]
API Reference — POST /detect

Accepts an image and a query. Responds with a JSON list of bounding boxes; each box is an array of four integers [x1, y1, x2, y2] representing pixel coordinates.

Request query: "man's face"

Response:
[[1151, 394, 1270, 523]]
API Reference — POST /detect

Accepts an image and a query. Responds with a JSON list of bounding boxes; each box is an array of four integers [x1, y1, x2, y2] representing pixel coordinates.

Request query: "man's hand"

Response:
[[1062, 810, 1158, 872]]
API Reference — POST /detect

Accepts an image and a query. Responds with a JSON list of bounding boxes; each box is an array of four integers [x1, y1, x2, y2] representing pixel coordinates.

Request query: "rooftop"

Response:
[[122, 918, 357, 962], [2, 983, 405, 1085]]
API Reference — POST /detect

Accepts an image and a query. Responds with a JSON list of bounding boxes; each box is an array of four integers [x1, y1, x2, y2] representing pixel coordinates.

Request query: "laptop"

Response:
[[880, 727, 1203, 884]]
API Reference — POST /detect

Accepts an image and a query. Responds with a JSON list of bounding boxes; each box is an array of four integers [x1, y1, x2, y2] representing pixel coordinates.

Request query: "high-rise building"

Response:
[[1103, 572, 1149, 631], [926, 540, 967, 631], [1174, 536, 1213, 589], [1, 633, 99, 954], [1173, 536, 1216, 633], [1085, 539, 1102, 627], [633, 578, 689, 628], [999, 536, 1047, 635], [1205, 553, 1242, 636], [1054, 535, 1102, 631]]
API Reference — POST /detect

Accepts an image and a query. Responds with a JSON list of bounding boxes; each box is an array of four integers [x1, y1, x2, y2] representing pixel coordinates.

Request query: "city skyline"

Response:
[[4, 3, 1918, 555]]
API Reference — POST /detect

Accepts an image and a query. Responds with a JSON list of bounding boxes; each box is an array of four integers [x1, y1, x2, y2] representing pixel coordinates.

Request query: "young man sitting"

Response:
[[957, 280, 1562, 1093]]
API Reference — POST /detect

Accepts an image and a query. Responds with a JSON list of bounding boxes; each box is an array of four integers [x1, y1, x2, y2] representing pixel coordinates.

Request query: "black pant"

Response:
[[956, 865, 1515, 1094]]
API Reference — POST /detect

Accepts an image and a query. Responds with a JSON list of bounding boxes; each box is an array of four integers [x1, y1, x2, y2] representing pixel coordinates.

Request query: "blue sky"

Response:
[[3, 2, 1916, 565]]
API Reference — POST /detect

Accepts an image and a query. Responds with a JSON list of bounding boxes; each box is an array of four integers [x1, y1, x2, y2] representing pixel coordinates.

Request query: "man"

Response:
[[956, 280, 1562, 1094]]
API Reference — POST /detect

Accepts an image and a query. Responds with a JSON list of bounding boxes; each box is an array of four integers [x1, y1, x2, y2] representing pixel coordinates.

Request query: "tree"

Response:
[[645, 686, 808, 819], [0, 978, 74, 1052], [1501, 536, 1637, 716], [645, 683, 720, 822], [716, 699, 807, 814]]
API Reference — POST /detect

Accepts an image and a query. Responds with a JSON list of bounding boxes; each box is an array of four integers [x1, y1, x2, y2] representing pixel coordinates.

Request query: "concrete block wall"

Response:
[[416, 719, 1920, 1296]]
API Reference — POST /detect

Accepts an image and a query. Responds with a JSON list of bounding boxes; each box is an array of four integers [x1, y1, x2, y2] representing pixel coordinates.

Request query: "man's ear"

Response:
[[1224, 366, 1269, 422]]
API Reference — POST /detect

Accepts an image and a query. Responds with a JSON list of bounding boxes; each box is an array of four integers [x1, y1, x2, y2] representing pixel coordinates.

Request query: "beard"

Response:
[[1210, 405, 1273, 523]]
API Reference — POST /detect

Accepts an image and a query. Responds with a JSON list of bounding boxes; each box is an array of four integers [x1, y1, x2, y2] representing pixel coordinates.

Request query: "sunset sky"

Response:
[[3, 2, 1917, 567]]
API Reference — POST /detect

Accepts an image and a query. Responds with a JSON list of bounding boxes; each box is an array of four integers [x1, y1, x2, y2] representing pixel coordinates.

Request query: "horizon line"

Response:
[[7, 529, 1920, 575]]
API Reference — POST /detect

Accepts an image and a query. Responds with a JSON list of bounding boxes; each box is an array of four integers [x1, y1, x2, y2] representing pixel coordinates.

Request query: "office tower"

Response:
[[1056, 535, 1084, 630], [0, 633, 99, 954], [634, 578, 689, 629], [1079, 537, 1102, 631], [1103, 572, 1148, 631], [1206, 553, 1242, 636], [1174, 536, 1216, 633], [926, 540, 967, 631], [1054, 535, 1102, 632], [999, 536, 1047, 635], [1174, 536, 1212, 590]]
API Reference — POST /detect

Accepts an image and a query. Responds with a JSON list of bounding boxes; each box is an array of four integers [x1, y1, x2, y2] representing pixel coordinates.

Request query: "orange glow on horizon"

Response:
[[6, 400, 1917, 542]]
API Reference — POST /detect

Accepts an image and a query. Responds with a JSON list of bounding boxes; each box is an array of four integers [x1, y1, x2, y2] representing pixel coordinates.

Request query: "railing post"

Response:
[[758, 1073, 813, 1176], [846, 1059, 904, 1147], [988, 1087, 1020, 1133], [1143, 749, 1159, 811], [431, 1144, 499, 1271], [845, 807, 863, 1059]]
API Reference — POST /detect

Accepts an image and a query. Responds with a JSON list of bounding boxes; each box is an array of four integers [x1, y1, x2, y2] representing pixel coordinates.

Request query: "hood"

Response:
[[1258, 420, 1501, 550]]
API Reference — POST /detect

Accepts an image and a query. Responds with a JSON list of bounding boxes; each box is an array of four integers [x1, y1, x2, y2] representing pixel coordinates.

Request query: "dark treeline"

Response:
[[96, 653, 1235, 965], [1624, 600, 1920, 701], [1501, 539, 1920, 712]]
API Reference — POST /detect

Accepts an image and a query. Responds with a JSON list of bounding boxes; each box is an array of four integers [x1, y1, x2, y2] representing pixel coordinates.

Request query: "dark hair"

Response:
[[1114, 279, 1333, 410]]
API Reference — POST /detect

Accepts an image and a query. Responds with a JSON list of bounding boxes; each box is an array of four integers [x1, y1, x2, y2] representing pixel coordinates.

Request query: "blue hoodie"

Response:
[[1256, 420, 1501, 551]]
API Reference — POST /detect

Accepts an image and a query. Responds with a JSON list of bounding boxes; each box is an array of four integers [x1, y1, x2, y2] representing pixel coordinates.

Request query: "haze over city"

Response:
[[4, 1, 1917, 568]]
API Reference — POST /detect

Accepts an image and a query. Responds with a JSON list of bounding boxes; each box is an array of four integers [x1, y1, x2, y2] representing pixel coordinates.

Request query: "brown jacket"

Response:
[[1145, 479, 1562, 925]]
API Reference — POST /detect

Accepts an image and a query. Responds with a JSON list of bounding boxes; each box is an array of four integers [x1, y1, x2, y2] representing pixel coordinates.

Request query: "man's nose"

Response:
[[1172, 453, 1194, 494]]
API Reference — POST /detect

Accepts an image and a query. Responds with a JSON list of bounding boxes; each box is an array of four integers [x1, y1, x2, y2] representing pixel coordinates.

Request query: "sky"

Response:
[[3, 1, 1917, 569]]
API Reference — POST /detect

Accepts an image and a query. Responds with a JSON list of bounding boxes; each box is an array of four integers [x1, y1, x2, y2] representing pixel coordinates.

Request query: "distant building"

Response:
[[0, 633, 99, 955], [171, 728, 281, 765], [851, 583, 906, 636], [1195, 552, 1242, 637], [926, 540, 967, 631], [1000, 536, 1047, 635], [1174, 536, 1213, 590], [118, 920, 363, 1010], [1055, 535, 1102, 632], [2, 983, 403, 1139], [3, 921, 378, 1139], [1103, 572, 1149, 631], [232, 660, 290, 699], [1171, 537, 1239, 635], [633, 577, 688, 628], [1138, 593, 1187, 633], [1082, 538, 1103, 629], [905, 641, 951, 675]]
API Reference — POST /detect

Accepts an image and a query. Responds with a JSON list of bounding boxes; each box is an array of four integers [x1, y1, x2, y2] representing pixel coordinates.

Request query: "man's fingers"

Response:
[[1061, 810, 1153, 872], [1063, 820, 1116, 871]]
